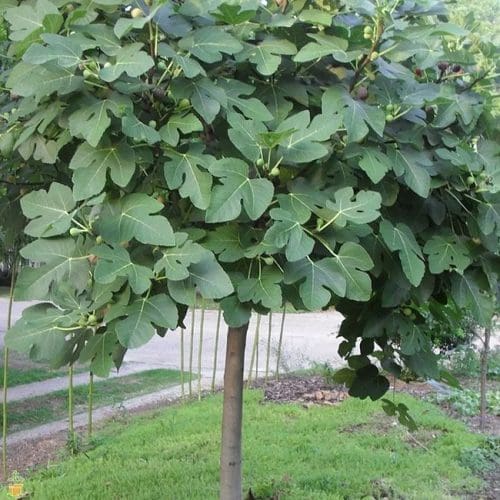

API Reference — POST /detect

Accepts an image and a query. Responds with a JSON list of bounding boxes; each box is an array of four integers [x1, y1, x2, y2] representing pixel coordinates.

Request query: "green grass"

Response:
[[1, 369, 187, 433], [1, 365, 70, 387], [19, 391, 486, 500]]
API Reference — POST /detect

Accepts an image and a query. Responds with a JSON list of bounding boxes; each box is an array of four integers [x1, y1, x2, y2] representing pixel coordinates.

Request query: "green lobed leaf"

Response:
[[451, 271, 495, 327], [5, 303, 74, 359], [276, 111, 341, 163], [93, 245, 153, 295], [325, 187, 382, 228], [15, 238, 90, 300], [178, 26, 242, 63], [99, 43, 154, 82], [380, 220, 425, 287], [79, 329, 119, 377], [333, 242, 374, 301], [265, 194, 314, 262], [23, 33, 86, 68], [68, 94, 132, 147], [154, 232, 207, 280], [284, 257, 346, 310], [122, 114, 161, 144], [163, 143, 213, 210], [294, 33, 350, 63], [115, 294, 178, 348], [21, 182, 76, 238], [423, 234, 471, 274], [69, 141, 135, 200], [239, 38, 297, 76], [322, 87, 385, 143], [95, 193, 175, 246], [159, 113, 203, 147], [205, 158, 274, 223], [390, 147, 432, 198], [237, 266, 283, 310], [168, 252, 234, 305], [7, 62, 83, 101]]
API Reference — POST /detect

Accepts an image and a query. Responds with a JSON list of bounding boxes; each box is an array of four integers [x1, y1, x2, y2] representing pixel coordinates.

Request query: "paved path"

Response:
[[5, 360, 166, 403], [3, 375, 220, 447]]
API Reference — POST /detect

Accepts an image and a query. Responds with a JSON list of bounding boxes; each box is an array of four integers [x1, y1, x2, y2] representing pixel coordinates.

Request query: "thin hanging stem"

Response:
[[68, 364, 74, 445], [2, 256, 19, 478], [255, 315, 260, 380], [188, 291, 197, 398], [180, 328, 185, 399], [211, 306, 222, 393], [265, 312, 273, 383], [88, 372, 94, 438], [275, 305, 287, 381], [246, 315, 261, 388], [197, 298, 206, 401]]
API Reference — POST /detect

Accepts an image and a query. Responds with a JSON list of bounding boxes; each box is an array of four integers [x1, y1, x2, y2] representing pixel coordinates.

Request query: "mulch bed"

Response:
[[252, 375, 349, 406]]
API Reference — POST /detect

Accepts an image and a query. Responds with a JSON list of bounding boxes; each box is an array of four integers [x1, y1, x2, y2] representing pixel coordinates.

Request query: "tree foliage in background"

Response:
[[0, 0, 499, 403]]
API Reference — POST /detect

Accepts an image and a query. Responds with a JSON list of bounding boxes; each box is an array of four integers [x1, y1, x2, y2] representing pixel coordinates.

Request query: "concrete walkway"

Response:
[[4, 375, 219, 447], [5, 360, 166, 403]]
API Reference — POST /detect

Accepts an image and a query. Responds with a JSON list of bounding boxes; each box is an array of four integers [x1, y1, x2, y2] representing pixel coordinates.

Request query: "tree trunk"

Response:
[[220, 324, 248, 500], [479, 324, 491, 431]]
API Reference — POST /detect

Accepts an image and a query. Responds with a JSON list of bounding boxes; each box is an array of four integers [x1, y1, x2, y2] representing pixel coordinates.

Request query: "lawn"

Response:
[[1, 369, 187, 433], [18, 390, 486, 500], [0, 350, 88, 387]]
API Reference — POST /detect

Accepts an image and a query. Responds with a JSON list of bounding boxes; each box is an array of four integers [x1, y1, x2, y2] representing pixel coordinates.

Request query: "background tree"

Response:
[[0, 1, 499, 499]]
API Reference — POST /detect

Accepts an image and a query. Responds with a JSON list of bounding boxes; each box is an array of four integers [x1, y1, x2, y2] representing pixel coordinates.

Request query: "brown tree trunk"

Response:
[[479, 325, 491, 431], [220, 324, 248, 500]]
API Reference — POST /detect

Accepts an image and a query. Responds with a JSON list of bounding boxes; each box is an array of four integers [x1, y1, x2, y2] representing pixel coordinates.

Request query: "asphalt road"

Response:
[[0, 299, 346, 376]]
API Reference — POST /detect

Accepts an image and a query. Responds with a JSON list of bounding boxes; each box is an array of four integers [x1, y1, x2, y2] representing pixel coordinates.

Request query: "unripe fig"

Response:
[[357, 86, 368, 100], [83, 69, 93, 79], [263, 257, 274, 266], [363, 26, 373, 34], [148, 119, 157, 129], [472, 237, 481, 245], [256, 158, 265, 167], [69, 227, 81, 236], [479, 172, 488, 180], [370, 51, 379, 61], [385, 114, 394, 122], [466, 175, 475, 186], [88, 314, 97, 325], [178, 98, 190, 109], [96, 235, 103, 245], [103, 62, 112, 68], [157, 61, 167, 71], [403, 307, 412, 317], [130, 7, 144, 18], [269, 166, 280, 177], [363, 33, 372, 40]]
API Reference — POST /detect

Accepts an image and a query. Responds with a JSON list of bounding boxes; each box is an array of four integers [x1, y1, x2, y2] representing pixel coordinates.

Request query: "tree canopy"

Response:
[[0, 0, 499, 403]]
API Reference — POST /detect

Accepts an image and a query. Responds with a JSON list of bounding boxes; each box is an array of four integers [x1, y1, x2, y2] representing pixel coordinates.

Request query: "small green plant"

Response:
[[460, 437, 500, 474], [434, 388, 500, 416]]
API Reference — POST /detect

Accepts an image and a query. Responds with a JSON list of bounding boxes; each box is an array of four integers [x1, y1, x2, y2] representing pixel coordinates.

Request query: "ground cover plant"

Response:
[[0, 0, 499, 497], [11, 390, 487, 500], [0, 368, 187, 433]]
